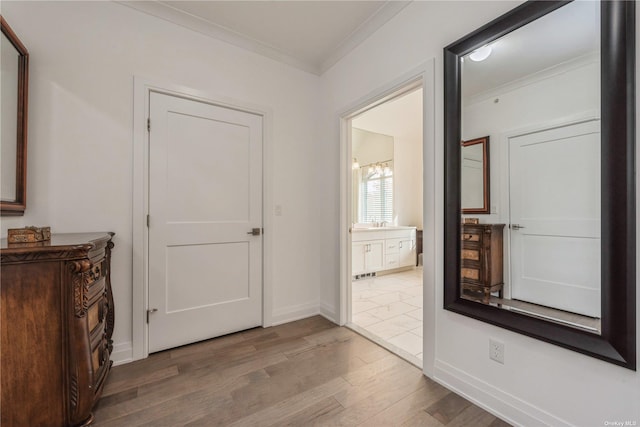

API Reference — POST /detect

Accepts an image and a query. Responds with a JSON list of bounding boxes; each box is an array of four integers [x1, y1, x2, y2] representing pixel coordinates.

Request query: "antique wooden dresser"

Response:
[[1, 232, 115, 426], [460, 224, 505, 303]]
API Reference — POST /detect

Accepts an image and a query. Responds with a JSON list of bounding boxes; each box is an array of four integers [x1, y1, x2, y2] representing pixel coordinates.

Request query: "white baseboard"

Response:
[[270, 302, 320, 326], [319, 302, 337, 323], [434, 360, 571, 427], [111, 341, 133, 366]]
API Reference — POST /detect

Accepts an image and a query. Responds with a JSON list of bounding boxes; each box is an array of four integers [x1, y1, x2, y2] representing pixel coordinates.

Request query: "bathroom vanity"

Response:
[[352, 226, 416, 277]]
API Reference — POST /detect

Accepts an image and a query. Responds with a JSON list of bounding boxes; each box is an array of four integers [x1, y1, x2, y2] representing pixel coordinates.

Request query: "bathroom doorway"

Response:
[[347, 84, 424, 367]]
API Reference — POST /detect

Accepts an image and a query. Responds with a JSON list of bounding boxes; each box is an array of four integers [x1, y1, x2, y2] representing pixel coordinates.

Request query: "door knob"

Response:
[[511, 224, 525, 230], [247, 228, 262, 236]]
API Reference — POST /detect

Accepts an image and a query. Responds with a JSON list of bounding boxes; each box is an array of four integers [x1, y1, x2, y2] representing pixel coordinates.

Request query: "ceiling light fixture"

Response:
[[469, 45, 492, 62]]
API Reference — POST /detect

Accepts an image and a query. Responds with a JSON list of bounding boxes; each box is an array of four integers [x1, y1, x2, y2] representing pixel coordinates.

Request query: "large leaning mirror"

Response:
[[1, 16, 29, 216], [444, 1, 636, 369]]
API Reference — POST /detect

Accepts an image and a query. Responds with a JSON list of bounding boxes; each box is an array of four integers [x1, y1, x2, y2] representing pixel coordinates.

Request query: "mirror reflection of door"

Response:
[[509, 120, 601, 318], [459, 0, 601, 330]]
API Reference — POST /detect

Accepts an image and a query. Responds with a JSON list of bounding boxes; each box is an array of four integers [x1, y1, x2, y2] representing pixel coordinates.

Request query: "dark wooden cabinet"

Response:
[[460, 224, 504, 303], [416, 229, 423, 266], [1, 232, 115, 426]]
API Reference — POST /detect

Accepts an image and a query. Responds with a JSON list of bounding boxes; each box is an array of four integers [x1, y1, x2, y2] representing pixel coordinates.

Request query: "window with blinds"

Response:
[[360, 169, 393, 223]]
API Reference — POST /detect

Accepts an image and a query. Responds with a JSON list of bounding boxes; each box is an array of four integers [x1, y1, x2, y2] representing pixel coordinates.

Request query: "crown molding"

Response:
[[319, 1, 411, 74], [115, 1, 411, 76], [465, 51, 600, 106]]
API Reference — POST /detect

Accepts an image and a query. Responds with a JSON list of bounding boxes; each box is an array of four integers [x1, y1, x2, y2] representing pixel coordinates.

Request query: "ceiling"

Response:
[[352, 87, 422, 140], [462, 0, 599, 100], [118, 0, 410, 75]]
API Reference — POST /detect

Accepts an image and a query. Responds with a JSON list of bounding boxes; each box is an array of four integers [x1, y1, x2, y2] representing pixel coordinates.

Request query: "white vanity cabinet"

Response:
[[399, 238, 415, 267], [352, 240, 385, 275], [352, 227, 416, 276], [385, 239, 401, 270]]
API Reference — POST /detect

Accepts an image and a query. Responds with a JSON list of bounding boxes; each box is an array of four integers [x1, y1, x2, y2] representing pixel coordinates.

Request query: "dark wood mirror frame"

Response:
[[1, 16, 28, 216], [461, 136, 489, 215], [444, 1, 636, 370]]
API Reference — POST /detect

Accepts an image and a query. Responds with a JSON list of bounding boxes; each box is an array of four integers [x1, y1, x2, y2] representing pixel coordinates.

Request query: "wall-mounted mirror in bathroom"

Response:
[[444, 1, 635, 369], [351, 128, 394, 225], [461, 136, 489, 214]]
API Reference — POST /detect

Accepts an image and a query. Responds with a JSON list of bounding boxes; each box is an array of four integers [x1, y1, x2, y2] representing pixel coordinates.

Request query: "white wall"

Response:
[[320, 1, 639, 426], [394, 132, 423, 228], [352, 128, 394, 166], [0, 1, 323, 362]]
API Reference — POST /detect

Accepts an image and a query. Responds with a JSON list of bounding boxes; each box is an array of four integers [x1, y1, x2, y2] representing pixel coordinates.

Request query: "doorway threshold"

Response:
[[346, 322, 422, 369]]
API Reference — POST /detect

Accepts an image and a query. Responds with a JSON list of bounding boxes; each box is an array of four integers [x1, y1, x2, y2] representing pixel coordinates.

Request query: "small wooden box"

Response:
[[7, 226, 51, 243]]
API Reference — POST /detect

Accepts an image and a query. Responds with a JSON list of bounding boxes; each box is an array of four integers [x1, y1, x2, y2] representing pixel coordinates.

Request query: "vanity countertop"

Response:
[[352, 225, 417, 231]]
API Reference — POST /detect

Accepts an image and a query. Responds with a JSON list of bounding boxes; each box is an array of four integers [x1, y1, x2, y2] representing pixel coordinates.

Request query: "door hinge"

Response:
[[146, 214, 150, 227], [147, 118, 151, 132], [147, 308, 158, 323]]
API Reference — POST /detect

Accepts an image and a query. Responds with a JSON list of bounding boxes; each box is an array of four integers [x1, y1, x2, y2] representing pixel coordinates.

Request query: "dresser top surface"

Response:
[[461, 223, 505, 230], [1, 232, 114, 254]]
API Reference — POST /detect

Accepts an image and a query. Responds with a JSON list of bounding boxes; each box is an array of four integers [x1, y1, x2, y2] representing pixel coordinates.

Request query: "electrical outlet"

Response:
[[489, 339, 505, 364], [274, 205, 283, 216]]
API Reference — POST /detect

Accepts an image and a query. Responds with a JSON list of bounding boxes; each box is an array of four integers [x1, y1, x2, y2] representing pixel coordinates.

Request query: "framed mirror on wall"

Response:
[[351, 128, 394, 225], [461, 136, 489, 214], [1, 16, 29, 216], [444, 1, 636, 369]]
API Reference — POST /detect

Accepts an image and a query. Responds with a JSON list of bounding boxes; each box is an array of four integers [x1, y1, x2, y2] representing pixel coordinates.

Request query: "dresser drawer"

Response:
[[91, 334, 110, 392], [88, 295, 107, 335], [461, 248, 480, 261], [461, 267, 480, 281], [88, 300, 101, 334], [461, 231, 482, 243], [85, 262, 103, 286]]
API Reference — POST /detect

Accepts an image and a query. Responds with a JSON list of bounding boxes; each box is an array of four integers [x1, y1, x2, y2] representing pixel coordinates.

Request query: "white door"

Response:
[[148, 92, 263, 353], [509, 120, 600, 317]]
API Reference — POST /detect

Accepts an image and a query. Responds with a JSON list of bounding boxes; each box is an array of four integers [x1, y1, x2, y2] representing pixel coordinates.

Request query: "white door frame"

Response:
[[132, 76, 274, 361], [338, 59, 436, 377]]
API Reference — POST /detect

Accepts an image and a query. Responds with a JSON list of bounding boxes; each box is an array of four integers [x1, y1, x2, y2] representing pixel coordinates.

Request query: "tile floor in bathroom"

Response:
[[350, 267, 423, 363]]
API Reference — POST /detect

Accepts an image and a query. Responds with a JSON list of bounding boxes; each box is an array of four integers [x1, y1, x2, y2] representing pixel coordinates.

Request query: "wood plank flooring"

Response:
[[94, 316, 510, 426]]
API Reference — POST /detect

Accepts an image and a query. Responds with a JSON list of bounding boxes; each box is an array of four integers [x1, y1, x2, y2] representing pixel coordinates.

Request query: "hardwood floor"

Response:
[[94, 316, 510, 426]]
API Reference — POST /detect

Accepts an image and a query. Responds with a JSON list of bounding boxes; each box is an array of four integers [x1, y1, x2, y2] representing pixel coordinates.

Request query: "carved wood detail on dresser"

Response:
[[460, 224, 505, 304], [1, 232, 115, 426]]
